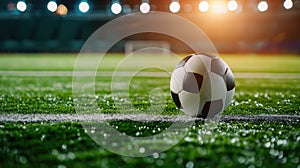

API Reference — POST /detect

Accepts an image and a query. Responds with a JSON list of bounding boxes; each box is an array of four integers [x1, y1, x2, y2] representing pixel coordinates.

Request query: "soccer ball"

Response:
[[170, 53, 235, 118]]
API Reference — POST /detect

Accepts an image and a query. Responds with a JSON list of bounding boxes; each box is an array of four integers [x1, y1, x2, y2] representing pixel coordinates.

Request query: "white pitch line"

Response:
[[1, 71, 300, 78], [0, 113, 299, 123]]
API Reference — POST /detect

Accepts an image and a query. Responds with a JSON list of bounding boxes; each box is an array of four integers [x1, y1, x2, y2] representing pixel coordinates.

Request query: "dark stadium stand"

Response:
[[0, 0, 299, 53]]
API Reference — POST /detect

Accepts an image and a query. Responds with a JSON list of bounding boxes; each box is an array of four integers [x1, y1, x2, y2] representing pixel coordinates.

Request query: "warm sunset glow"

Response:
[[211, 1, 227, 14]]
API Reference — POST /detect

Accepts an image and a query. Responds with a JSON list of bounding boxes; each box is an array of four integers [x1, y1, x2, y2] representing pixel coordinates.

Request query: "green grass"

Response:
[[1, 76, 299, 115], [0, 53, 300, 73], [0, 53, 300, 167], [0, 121, 299, 167]]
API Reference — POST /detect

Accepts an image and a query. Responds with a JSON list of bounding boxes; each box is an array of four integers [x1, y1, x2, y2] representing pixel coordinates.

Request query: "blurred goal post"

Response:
[[125, 40, 171, 56]]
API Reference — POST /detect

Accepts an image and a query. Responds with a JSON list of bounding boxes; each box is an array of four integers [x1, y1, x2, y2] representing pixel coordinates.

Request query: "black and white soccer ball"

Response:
[[170, 53, 235, 118]]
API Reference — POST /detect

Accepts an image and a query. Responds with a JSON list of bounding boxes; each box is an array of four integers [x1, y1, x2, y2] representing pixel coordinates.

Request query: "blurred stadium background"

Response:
[[0, 0, 299, 54]]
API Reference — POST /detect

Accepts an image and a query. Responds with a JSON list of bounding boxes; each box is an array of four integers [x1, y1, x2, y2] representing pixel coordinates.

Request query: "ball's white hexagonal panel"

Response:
[[184, 55, 209, 75], [179, 90, 200, 117], [170, 67, 186, 93], [200, 72, 227, 100], [197, 54, 212, 72]]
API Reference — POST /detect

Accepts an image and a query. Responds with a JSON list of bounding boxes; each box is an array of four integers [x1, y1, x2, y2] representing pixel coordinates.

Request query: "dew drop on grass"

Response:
[[67, 152, 75, 160], [269, 149, 279, 157], [58, 165, 66, 168], [61, 144, 67, 150], [52, 149, 58, 155], [57, 154, 66, 161], [265, 142, 271, 148], [231, 137, 239, 144], [41, 134, 46, 141], [277, 139, 288, 146], [153, 152, 159, 159], [185, 161, 194, 168], [139, 147, 145, 153], [127, 144, 132, 150], [111, 142, 118, 147], [175, 157, 183, 164], [291, 157, 299, 164], [184, 137, 193, 142], [238, 157, 245, 164]]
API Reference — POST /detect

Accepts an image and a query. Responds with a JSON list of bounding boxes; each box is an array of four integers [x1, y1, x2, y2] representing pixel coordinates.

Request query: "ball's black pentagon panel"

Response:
[[211, 57, 227, 76], [224, 68, 235, 91], [183, 72, 203, 93], [171, 91, 182, 109], [200, 99, 223, 118], [175, 55, 193, 68]]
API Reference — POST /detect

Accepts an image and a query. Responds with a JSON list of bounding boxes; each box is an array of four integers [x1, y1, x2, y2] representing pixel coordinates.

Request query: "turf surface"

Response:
[[1, 121, 299, 167], [0, 53, 300, 73], [1, 76, 299, 115], [0, 54, 300, 167]]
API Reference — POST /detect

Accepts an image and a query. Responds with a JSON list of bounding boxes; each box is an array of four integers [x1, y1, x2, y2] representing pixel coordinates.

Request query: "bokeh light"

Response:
[[227, 0, 238, 12], [169, 1, 180, 13], [111, 2, 122, 14], [79, 1, 90, 13], [198, 1, 209, 13], [140, 2, 150, 14], [47, 1, 57, 12], [211, 1, 227, 14], [257, 1, 268, 12], [56, 4, 68, 16], [283, 0, 293, 10], [16, 1, 27, 12]]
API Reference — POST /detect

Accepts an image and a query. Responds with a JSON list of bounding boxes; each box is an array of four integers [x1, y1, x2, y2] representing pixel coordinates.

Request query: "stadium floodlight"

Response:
[[257, 1, 268, 12], [78, 0, 90, 13], [227, 0, 238, 12], [140, 2, 150, 14], [283, 0, 293, 10], [169, 0, 180, 13], [198, 1, 209, 13], [47, 1, 58, 12], [16, 0, 27, 12], [111, 2, 122, 15]]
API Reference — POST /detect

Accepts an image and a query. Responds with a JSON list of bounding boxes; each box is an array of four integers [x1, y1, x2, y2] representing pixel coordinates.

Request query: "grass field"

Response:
[[0, 53, 300, 167]]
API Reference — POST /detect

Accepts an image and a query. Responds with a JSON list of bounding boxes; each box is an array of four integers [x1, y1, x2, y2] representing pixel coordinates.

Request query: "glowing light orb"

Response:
[[56, 4, 68, 16], [227, 0, 238, 12], [169, 1, 180, 13], [17, 1, 27, 12], [47, 1, 58, 12], [140, 2, 150, 14], [258, 1, 268, 12], [79, 1, 89, 13], [111, 2, 122, 14], [198, 1, 209, 13], [283, 0, 293, 10]]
